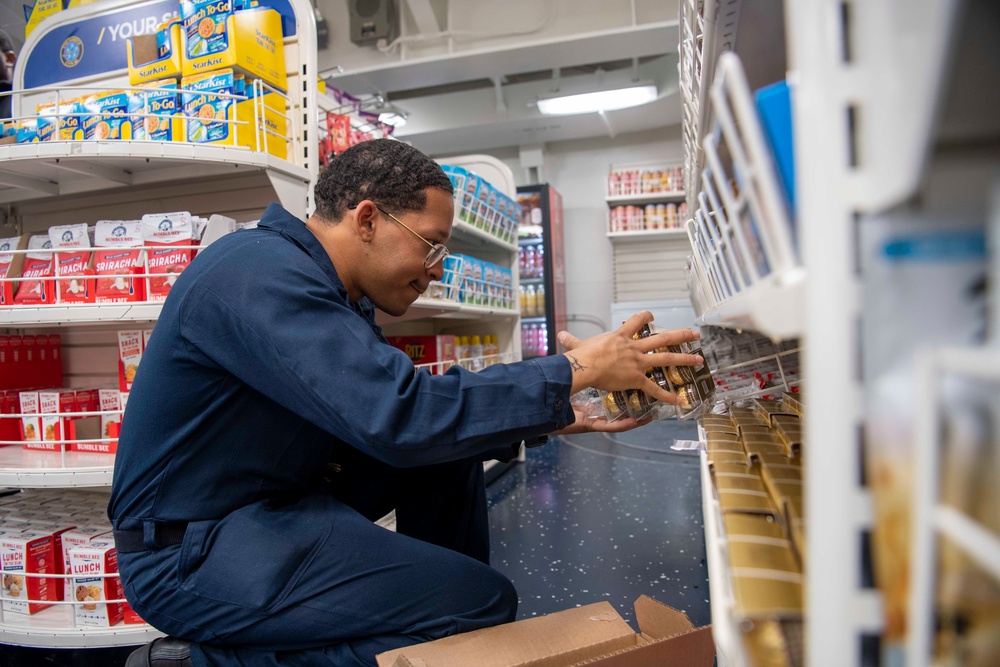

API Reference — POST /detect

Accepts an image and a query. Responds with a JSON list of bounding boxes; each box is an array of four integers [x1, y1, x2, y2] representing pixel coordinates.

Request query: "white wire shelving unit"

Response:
[[682, 1, 995, 666]]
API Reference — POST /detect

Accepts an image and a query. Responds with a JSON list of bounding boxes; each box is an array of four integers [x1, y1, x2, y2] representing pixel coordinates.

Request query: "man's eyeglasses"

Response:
[[374, 205, 449, 269]]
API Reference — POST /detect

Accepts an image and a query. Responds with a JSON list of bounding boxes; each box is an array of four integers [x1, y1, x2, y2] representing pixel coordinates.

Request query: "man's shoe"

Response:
[[125, 636, 193, 666]]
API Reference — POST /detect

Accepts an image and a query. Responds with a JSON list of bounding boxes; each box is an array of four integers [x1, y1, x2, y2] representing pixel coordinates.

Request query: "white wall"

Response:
[[436, 124, 685, 340]]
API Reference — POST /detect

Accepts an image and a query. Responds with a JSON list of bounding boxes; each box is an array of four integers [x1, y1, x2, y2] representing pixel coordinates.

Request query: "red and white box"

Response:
[[1, 529, 57, 615], [23, 520, 77, 601], [37, 389, 76, 451], [97, 388, 121, 453], [94, 220, 145, 304], [0, 236, 23, 306], [141, 211, 195, 302], [18, 391, 40, 445], [13, 234, 55, 305], [69, 538, 124, 627], [60, 525, 111, 601], [385, 335, 457, 375], [49, 223, 94, 304], [117, 330, 143, 393]]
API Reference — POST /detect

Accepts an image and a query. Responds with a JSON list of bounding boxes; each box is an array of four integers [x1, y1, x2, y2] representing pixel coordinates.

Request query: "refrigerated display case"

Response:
[[516, 184, 567, 359]]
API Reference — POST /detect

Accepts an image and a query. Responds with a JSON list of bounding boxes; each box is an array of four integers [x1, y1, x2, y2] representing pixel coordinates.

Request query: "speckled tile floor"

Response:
[[1, 420, 709, 664], [487, 418, 711, 630]]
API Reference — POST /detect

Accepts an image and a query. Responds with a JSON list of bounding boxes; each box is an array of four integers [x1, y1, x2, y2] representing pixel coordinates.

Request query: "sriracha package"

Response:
[[13, 235, 55, 305], [141, 211, 195, 301], [48, 223, 94, 304], [94, 220, 146, 303]]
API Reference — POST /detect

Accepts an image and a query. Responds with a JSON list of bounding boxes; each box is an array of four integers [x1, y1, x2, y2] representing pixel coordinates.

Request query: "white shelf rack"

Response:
[[908, 347, 1000, 667], [0, 304, 162, 327], [606, 229, 688, 241], [0, 448, 116, 488], [700, 449, 750, 667], [0, 607, 162, 649], [685, 53, 802, 340], [0, 141, 311, 209], [605, 191, 686, 206]]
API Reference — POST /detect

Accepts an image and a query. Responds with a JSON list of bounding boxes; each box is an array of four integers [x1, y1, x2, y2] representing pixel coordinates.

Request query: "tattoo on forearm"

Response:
[[567, 355, 586, 371]]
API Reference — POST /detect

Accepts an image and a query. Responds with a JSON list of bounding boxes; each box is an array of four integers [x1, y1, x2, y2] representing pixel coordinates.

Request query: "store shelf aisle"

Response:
[[488, 419, 711, 629]]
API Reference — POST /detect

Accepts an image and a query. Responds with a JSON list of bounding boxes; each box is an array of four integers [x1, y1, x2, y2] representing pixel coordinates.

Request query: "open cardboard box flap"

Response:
[[376, 595, 713, 667]]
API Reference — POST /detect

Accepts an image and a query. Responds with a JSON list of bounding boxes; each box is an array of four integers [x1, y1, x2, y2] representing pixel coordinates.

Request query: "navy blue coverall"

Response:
[[108, 204, 576, 666]]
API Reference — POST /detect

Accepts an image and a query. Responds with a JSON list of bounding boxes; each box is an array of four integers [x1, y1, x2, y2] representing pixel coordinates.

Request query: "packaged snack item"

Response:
[[0, 236, 22, 305], [127, 20, 183, 85], [180, 4, 286, 91], [18, 391, 40, 444], [94, 220, 146, 303], [69, 538, 124, 627], [81, 90, 132, 141], [1, 530, 56, 615], [385, 336, 457, 375], [59, 525, 110, 601], [13, 235, 55, 304], [181, 69, 237, 146], [36, 99, 85, 141], [117, 331, 143, 393], [48, 223, 93, 303], [130, 80, 181, 141], [34, 389, 76, 452], [141, 211, 195, 301]]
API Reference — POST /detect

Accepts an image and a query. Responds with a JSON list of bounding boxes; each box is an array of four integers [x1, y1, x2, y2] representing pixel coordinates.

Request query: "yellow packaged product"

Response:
[[127, 20, 183, 85], [130, 80, 182, 141], [180, 3, 286, 92], [36, 100, 85, 141], [81, 91, 133, 141]]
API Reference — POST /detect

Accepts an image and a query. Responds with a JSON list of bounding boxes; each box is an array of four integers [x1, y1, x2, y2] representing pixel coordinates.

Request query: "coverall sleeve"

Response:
[[176, 259, 575, 467]]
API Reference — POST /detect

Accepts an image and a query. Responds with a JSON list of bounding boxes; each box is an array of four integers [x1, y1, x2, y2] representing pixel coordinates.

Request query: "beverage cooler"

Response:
[[516, 184, 567, 359]]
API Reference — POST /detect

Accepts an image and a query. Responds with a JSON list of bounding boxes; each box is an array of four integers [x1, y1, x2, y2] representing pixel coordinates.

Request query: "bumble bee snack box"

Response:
[[69, 538, 124, 627], [13, 235, 55, 305], [180, 2, 286, 92], [31, 389, 76, 452], [129, 80, 182, 141], [141, 211, 195, 301], [94, 220, 146, 303], [48, 223, 94, 304], [1, 530, 56, 615], [18, 391, 40, 445], [117, 331, 143, 393]]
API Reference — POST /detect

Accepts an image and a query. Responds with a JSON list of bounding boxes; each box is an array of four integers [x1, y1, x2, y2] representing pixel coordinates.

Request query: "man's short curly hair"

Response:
[[314, 139, 453, 222]]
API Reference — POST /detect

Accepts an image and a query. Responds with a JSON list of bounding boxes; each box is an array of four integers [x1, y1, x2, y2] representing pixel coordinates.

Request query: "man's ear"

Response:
[[353, 200, 379, 242]]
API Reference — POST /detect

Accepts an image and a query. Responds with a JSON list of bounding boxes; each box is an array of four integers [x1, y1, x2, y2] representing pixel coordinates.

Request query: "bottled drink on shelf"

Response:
[[535, 284, 545, 318], [524, 245, 536, 278], [535, 324, 548, 356], [525, 284, 537, 317], [469, 335, 484, 371], [534, 244, 544, 279]]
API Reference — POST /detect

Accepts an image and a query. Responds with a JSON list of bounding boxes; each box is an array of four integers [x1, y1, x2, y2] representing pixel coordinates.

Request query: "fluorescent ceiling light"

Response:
[[378, 111, 407, 127], [537, 84, 658, 116]]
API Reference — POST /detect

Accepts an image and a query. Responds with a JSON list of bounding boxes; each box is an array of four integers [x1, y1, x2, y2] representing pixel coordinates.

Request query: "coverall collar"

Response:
[[257, 203, 380, 328]]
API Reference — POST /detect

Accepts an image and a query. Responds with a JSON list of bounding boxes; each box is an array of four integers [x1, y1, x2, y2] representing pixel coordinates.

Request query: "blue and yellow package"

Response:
[[36, 100, 85, 142], [127, 20, 183, 86], [180, 6, 286, 92], [181, 69, 288, 159], [16, 119, 40, 144], [130, 80, 181, 141], [82, 91, 133, 141], [181, 69, 236, 145], [181, 0, 232, 59]]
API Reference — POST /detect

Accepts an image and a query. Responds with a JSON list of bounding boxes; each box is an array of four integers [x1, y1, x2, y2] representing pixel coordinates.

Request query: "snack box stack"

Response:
[[700, 394, 806, 666], [440, 165, 519, 244], [0, 489, 146, 626]]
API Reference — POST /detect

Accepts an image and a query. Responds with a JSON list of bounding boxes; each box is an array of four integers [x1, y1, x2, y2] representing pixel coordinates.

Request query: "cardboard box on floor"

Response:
[[375, 595, 713, 667]]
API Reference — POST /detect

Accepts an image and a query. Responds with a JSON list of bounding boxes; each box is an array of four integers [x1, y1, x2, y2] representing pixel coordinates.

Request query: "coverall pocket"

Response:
[[176, 501, 334, 611]]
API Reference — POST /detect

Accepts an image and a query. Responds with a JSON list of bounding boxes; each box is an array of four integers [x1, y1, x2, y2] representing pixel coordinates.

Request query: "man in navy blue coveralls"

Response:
[[109, 139, 703, 667]]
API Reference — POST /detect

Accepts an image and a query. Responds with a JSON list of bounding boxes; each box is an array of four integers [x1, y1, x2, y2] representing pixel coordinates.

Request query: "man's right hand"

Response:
[[556, 311, 703, 407]]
